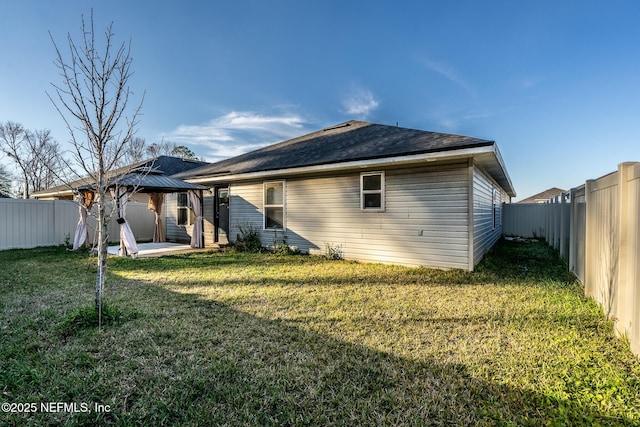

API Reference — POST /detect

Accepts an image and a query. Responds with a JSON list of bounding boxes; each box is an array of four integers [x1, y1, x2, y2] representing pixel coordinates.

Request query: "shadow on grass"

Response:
[[1, 241, 635, 426], [475, 239, 577, 283], [5, 297, 632, 424]]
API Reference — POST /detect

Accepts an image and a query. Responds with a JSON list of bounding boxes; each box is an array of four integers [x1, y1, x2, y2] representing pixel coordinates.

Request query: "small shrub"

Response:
[[235, 221, 262, 252], [270, 230, 301, 255], [63, 233, 72, 249], [324, 243, 344, 260]]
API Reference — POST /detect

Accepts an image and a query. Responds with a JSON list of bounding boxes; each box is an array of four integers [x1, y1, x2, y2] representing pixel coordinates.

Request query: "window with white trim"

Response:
[[264, 181, 285, 229], [361, 172, 385, 211], [177, 192, 195, 226]]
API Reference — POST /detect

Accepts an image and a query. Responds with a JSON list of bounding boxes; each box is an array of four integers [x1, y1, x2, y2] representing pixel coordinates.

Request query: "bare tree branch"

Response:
[[0, 122, 66, 198], [48, 10, 145, 321]]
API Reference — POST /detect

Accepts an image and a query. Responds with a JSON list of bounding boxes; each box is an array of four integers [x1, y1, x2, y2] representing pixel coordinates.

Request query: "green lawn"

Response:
[[1, 240, 639, 426]]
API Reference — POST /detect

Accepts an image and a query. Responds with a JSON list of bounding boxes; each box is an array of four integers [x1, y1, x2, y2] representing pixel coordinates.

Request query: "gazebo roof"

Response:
[[78, 170, 207, 193]]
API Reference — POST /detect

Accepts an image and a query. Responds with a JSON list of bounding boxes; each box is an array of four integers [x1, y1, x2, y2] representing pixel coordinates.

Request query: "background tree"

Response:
[[27, 129, 65, 192], [120, 136, 147, 166], [171, 145, 197, 160], [0, 162, 13, 197], [0, 121, 64, 198], [145, 140, 176, 157], [49, 12, 144, 321]]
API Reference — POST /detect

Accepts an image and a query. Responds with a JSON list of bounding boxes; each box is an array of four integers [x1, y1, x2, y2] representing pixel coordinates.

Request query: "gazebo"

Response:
[[73, 168, 208, 257]]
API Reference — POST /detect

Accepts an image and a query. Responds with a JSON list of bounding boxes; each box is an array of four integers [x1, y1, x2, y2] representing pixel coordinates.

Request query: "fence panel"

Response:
[[1, 198, 156, 250], [505, 162, 640, 356], [0, 199, 78, 250], [584, 173, 620, 320], [502, 203, 547, 238], [620, 163, 640, 355]]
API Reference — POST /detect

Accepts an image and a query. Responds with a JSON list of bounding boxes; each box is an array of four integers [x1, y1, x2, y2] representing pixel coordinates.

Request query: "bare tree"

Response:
[[0, 162, 12, 197], [120, 136, 147, 166], [0, 121, 64, 198], [0, 122, 30, 198], [27, 129, 65, 193], [146, 140, 176, 157], [49, 12, 144, 320]]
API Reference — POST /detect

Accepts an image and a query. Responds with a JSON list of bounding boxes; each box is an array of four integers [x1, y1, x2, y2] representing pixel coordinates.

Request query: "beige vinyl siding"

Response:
[[229, 162, 470, 269], [165, 192, 215, 244], [165, 193, 190, 243], [228, 183, 264, 242], [472, 166, 506, 266]]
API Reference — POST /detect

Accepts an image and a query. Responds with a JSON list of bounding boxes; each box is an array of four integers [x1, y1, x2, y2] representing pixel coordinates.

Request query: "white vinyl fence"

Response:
[[504, 162, 640, 357], [0, 198, 155, 250]]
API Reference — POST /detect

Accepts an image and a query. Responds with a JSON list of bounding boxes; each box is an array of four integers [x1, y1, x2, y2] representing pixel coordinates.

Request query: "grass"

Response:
[[1, 240, 639, 426]]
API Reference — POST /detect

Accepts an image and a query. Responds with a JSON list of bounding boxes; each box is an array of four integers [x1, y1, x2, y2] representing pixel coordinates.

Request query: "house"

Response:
[[172, 121, 516, 270], [517, 187, 566, 203]]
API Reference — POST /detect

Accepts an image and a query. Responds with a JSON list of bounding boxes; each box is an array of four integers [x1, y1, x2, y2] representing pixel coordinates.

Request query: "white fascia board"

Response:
[[491, 144, 516, 197], [186, 145, 496, 184]]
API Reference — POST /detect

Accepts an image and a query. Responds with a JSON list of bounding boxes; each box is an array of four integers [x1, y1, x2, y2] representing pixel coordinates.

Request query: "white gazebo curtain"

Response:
[[111, 188, 139, 257], [147, 193, 165, 243], [72, 190, 94, 250], [188, 190, 203, 248]]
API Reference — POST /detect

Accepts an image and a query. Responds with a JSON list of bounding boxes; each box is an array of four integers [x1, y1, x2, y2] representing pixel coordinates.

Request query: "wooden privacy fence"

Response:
[[504, 162, 640, 356], [0, 198, 156, 250]]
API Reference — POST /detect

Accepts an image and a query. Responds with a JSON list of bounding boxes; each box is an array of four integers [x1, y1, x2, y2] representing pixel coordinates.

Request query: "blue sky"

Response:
[[1, 1, 640, 200]]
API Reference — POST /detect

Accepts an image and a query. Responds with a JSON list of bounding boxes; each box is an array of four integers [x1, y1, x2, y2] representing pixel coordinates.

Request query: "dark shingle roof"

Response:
[[174, 121, 494, 179], [137, 156, 209, 176]]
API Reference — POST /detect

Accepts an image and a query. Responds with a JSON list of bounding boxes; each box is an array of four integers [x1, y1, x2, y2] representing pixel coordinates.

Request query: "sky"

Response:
[[1, 1, 640, 201]]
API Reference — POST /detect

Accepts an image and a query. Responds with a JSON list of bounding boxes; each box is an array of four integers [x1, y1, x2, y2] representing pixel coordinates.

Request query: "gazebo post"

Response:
[[200, 189, 205, 248], [116, 189, 128, 257]]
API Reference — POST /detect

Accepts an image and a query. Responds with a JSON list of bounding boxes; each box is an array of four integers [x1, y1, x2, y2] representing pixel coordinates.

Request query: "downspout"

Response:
[[468, 158, 475, 271]]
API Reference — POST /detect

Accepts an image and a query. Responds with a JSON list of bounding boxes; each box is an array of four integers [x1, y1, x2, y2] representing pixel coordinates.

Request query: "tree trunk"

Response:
[[95, 197, 107, 318], [95, 159, 107, 326]]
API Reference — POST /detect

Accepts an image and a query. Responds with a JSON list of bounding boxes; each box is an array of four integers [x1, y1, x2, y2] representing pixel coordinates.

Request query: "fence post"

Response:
[[616, 163, 634, 339], [548, 198, 553, 247], [569, 187, 577, 273], [584, 179, 595, 297], [559, 192, 569, 261], [553, 196, 560, 251]]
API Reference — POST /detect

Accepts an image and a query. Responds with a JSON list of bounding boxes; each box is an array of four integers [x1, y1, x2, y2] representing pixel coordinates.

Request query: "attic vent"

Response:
[[323, 123, 351, 132]]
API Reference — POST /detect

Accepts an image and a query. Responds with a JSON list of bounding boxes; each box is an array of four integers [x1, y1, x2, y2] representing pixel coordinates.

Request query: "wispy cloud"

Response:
[[431, 109, 492, 133], [161, 111, 309, 161], [421, 58, 476, 97], [341, 87, 379, 119]]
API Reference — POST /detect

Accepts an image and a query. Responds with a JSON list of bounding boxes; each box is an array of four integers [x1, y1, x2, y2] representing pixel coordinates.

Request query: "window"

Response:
[[177, 192, 195, 226], [264, 181, 285, 229], [492, 187, 498, 229], [361, 172, 385, 211]]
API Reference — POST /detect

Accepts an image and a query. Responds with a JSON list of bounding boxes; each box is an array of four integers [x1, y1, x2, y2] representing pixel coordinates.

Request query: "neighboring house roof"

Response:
[[32, 156, 209, 199], [518, 187, 566, 203], [175, 120, 516, 196]]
